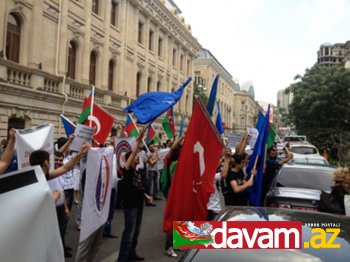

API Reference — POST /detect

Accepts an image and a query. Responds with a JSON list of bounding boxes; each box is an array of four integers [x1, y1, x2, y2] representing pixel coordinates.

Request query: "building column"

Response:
[[81, 0, 93, 85]]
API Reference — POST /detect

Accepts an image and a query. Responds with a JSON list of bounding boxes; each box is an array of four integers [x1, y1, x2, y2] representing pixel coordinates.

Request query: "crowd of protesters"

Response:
[[1, 123, 349, 262]]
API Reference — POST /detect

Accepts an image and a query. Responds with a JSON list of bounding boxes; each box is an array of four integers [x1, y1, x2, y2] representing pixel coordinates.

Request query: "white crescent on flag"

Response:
[[88, 115, 101, 135]]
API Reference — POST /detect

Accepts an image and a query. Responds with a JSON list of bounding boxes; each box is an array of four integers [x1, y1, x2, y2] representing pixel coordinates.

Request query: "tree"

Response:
[[192, 82, 208, 107], [286, 65, 350, 165]]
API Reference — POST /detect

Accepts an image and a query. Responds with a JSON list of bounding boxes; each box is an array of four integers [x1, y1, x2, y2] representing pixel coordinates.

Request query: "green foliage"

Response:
[[192, 82, 208, 106], [286, 65, 350, 165]]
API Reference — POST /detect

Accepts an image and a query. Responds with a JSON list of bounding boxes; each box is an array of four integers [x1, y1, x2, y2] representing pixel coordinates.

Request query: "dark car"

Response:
[[180, 207, 350, 262], [265, 164, 335, 210]]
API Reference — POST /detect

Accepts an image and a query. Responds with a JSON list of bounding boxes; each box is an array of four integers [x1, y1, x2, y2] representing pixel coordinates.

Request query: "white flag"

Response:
[[80, 147, 114, 242], [16, 124, 54, 170], [0, 166, 64, 261]]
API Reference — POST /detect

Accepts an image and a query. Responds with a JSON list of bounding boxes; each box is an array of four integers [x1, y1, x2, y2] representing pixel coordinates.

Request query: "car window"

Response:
[[276, 167, 333, 191], [290, 147, 317, 155], [293, 158, 328, 166]]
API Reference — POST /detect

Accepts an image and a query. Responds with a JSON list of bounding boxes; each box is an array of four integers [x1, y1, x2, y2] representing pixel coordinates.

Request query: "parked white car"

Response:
[[288, 142, 320, 156]]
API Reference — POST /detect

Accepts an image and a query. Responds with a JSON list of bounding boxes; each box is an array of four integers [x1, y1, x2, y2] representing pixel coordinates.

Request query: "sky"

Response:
[[174, 0, 350, 105]]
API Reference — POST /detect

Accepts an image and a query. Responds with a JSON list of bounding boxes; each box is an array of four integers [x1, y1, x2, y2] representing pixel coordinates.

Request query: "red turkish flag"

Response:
[[85, 102, 114, 145], [163, 100, 223, 234]]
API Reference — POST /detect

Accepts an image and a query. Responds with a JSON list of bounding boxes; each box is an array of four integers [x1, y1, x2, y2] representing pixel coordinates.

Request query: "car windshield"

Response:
[[275, 166, 333, 191], [290, 146, 317, 155], [293, 158, 328, 166]]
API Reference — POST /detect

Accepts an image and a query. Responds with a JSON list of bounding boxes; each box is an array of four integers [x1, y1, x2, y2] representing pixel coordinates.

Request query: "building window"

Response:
[[172, 48, 176, 67], [8, 118, 25, 137], [6, 13, 21, 63], [149, 30, 154, 51], [180, 54, 184, 72], [89, 51, 97, 85], [111, 1, 119, 26], [157, 81, 161, 91], [241, 101, 245, 110], [186, 59, 190, 75], [67, 41, 77, 79], [136, 72, 141, 97], [158, 37, 163, 57], [138, 21, 144, 44], [92, 0, 99, 14], [240, 116, 245, 126], [108, 60, 115, 91], [147, 77, 152, 92]]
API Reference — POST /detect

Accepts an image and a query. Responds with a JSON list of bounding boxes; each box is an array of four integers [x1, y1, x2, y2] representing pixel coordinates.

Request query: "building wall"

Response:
[[232, 91, 259, 134], [0, 0, 201, 138], [193, 49, 238, 132]]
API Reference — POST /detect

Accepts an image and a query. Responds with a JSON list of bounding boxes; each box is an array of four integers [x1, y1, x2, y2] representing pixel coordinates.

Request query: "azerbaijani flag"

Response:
[[162, 107, 175, 140], [146, 124, 158, 145], [125, 114, 139, 137], [267, 124, 277, 148]]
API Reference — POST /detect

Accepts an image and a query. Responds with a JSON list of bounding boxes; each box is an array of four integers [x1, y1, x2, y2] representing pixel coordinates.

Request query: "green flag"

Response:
[[267, 125, 276, 148]]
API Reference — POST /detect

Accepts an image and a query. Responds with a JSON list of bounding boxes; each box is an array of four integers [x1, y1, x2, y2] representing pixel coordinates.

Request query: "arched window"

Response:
[[108, 60, 115, 91], [67, 41, 77, 79], [147, 77, 152, 92], [156, 81, 161, 92], [92, 0, 99, 14], [6, 13, 21, 63], [111, 0, 119, 26], [89, 51, 97, 85], [136, 72, 142, 97]]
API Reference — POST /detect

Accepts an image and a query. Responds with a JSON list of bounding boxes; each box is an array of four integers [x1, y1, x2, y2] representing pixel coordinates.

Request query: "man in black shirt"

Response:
[[117, 128, 153, 262], [262, 145, 293, 205]]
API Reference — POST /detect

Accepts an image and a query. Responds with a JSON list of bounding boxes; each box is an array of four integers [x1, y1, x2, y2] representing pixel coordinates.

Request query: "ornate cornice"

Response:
[[141, 0, 201, 56]]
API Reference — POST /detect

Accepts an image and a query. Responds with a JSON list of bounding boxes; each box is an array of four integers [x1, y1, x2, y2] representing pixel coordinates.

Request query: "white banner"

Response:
[[80, 147, 114, 242], [226, 133, 243, 149], [157, 148, 170, 170], [0, 166, 64, 262], [16, 124, 54, 170], [114, 137, 136, 177], [247, 127, 259, 149], [70, 124, 94, 152]]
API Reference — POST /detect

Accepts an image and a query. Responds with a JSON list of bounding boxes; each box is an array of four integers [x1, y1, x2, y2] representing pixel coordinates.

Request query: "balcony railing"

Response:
[[0, 58, 129, 110]]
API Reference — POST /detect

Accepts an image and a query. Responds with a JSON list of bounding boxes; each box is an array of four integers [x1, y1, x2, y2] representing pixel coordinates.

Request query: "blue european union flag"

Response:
[[124, 77, 192, 124]]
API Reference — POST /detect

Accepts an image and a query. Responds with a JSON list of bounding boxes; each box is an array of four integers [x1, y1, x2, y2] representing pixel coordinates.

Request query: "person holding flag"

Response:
[[221, 152, 256, 206], [117, 128, 154, 262], [262, 145, 293, 204]]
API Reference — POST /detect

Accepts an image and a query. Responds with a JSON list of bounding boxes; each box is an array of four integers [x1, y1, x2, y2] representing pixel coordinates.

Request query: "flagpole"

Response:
[[129, 113, 150, 153], [90, 84, 95, 128], [154, 124, 162, 144]]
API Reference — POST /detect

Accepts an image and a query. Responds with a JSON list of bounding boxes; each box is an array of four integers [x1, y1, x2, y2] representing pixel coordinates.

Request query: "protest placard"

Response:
[[70, 123, 94, 152], [16, 124, 54, 170], [0, 166, 64, 261]]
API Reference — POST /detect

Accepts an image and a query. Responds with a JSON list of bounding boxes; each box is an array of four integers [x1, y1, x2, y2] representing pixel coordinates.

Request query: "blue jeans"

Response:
[[117, 207, 143, 262]]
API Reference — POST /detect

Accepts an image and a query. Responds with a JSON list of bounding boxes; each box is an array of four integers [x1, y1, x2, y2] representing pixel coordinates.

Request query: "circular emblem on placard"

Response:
[[95, 155, 110, 212], [115, 140, 132, 177]]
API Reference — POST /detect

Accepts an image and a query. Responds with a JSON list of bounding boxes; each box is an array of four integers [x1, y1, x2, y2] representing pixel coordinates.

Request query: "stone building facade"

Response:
[[193, 48, 239, 132], [0, 0, 200, 139], [232, 81, 259, 134]]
